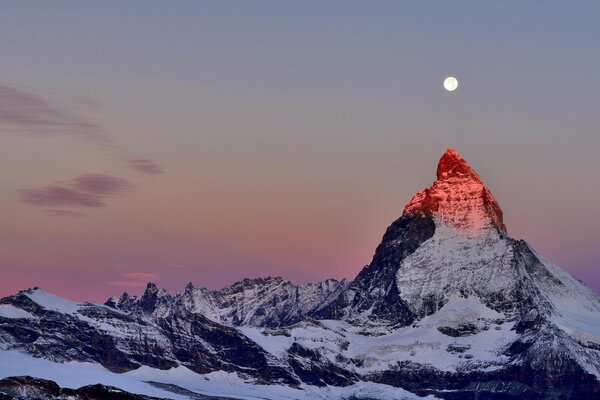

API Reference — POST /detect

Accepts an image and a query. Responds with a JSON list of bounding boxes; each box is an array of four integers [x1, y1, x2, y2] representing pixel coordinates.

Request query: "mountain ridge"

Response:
[[2, 148, 600, 399], [106, 276, 350, 328]]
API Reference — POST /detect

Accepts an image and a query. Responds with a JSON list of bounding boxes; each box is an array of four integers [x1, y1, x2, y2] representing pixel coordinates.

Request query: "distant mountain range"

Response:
[[1, 148, 599, 400]]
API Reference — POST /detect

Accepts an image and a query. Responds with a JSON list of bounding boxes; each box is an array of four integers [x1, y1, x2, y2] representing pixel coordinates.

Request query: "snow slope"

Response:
[[242, 299, 517, 376], [0, 350, 187, 399], [395, 223, 517, 318], [0, 304, 35, 320], [0, 350, 436, 400]]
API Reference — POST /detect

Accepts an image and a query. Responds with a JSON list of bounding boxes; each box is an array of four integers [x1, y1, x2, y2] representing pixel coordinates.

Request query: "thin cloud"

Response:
[[109, 272, 159, 288], [128, 159, 164, 175], [0, 83, 112, 145], [122, 272, 160, 281], [73, 173, 132, 195], [44, 209, 87, 218], [19, 173, 132, 208], [20, 186, 105, 208]]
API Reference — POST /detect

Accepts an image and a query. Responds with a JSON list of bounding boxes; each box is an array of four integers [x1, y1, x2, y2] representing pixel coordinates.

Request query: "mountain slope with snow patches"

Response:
[[107, 277, 349, 328], [2, 148, 600, 399]]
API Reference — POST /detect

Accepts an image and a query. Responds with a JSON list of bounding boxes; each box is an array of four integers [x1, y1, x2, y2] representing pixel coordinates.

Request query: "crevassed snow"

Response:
[[341, 319, 514, 372], [0, 304, 35, 320], [0, 350, 437, 400], [418, 296, 505, 329]]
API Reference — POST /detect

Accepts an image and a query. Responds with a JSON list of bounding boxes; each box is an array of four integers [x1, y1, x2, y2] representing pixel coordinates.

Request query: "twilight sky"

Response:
[[1, 2, 599, 300]]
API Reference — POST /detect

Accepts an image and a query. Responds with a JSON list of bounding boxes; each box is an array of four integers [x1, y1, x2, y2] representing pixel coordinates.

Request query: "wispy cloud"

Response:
[[4, 83, 164, 213], [0, 83, 112, 145], [72, 173, 132, 194], [19, 173, 132, 208], [44, 209, 88, 218], [109, 272, 159, 288], [127, 158, 165, 175], [20, 186, 105, 207]]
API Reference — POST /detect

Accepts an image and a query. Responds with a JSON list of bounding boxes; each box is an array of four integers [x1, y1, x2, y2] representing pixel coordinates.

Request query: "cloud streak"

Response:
[[0, 83, 111, 144], [44, 209, 87, 218], [19, 173, 132, 209], [72, 173, 132, 195], [109, 272, 159, 288], [128, 159, 165, 175]]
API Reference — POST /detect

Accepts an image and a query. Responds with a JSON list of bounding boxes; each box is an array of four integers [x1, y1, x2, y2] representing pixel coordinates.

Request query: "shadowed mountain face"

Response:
[[313, 213, 436, 326], [1, 148, 600, 399]]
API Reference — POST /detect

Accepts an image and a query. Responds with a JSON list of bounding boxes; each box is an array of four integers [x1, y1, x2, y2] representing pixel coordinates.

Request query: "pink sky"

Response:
[[1, 3, 599, 300]]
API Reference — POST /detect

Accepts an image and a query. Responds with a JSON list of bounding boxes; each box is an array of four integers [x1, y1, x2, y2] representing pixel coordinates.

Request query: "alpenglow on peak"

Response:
[[436, 147, 483, 182], [404, 147, 506, 234]]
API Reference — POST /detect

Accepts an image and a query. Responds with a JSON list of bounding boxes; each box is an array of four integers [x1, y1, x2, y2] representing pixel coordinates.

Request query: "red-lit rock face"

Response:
[[404, 148, 506, 235]]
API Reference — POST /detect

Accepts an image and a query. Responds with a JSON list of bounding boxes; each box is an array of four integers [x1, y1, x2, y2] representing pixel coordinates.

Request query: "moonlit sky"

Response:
[[1, 2, 600, 300]]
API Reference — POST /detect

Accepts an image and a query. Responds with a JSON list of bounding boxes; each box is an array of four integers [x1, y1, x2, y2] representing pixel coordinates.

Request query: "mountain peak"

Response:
[[436, 147, 482, 182], [404, 148, 506, 234]]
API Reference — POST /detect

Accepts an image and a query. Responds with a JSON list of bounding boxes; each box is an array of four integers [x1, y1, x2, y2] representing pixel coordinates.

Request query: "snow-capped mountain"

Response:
[[106, 277, 349, 327], [1, 148, 600, 400]]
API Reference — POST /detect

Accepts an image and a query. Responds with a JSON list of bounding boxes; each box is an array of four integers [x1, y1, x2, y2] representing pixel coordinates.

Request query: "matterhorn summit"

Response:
[[1, 147, 600, 399], [404, 147, 506, 235], [317, 148, 515, 323]]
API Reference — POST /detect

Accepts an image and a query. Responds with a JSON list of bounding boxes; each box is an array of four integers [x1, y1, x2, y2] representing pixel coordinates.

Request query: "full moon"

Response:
[[443, 76, 458, 91]]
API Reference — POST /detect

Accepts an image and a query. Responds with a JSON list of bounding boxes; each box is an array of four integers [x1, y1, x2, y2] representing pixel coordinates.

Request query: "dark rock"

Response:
[[0, 376, 169, 400], [447, 343, 470, 353], [287, 343, 357, 387], [314, 213, 435, 325], [368, 361, 600, 400], [438, 323, 480, 337], [0, 376, 61, 398]]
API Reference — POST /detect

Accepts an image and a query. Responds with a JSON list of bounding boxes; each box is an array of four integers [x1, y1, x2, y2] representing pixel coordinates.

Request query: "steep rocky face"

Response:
[[315, 148, 515, 325], [213, 277, 348, 327], [394, 223, 520, 319], [106, 283, 172, 315], [313, 213, 435, 325], [137, 283, 171, 314], [404, 147, 506, 235], [108, 277, 349, 328]]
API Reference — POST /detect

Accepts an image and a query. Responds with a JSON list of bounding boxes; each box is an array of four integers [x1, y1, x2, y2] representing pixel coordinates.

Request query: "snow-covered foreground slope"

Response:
[[0, 350, 436, 400], [0, 350, 186, 400]]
